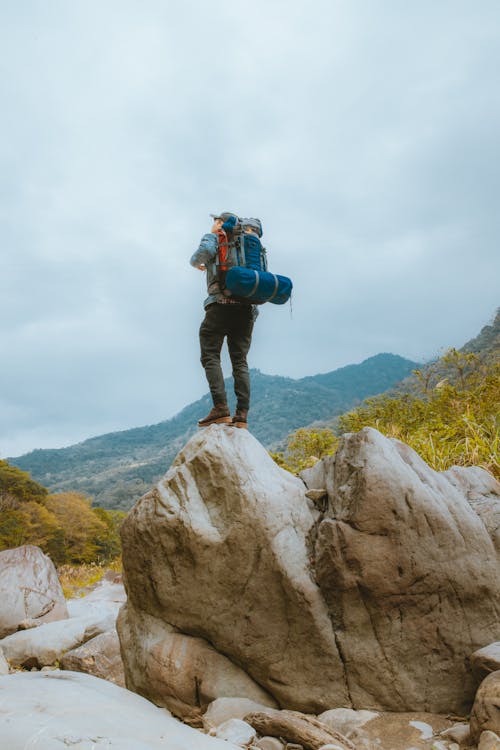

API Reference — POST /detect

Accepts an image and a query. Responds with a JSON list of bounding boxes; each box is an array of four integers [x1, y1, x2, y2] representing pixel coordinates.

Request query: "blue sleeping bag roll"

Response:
[[225, 266, 293, 305]]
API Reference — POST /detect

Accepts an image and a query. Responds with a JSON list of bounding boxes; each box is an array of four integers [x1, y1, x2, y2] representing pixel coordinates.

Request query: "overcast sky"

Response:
[[1, 1, 499, 457]]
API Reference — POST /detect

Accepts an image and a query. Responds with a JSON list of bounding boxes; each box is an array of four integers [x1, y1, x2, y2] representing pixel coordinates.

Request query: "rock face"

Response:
[[0, 545, 68, 638], [0, 671, 237, 750], [306, 429, 500, 714], [118, 425, 500, 718], [119, 426, 345, 716]]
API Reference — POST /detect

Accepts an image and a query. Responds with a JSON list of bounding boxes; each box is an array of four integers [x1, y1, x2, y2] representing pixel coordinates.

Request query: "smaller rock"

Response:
[[215, 718, 256, 746], [60, 631, 125, 686], [0, 647, 8, 675], [204, 698, 275, 730], [479, 730, 500, 750], [305, 489, 328, 511], [471, 643, 500, 680], [0, 609, 116, 668], [318, 708, 378, 738], [470, 671, 500, 743], [256, 738, 285, 750], [440, 723, 470, 743]]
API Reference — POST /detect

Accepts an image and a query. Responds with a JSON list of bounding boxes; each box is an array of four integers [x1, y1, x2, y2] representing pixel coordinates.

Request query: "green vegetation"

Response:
[[273, 348, 499, 480], [271, 428, 339, 474], [58, 558, 122, 599], [339, 349, 499, 479], [0, 460, 125, 563]]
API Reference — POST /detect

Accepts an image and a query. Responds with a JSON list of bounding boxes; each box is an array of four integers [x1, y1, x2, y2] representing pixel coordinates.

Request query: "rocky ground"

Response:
[[1, 426, 499, 749]]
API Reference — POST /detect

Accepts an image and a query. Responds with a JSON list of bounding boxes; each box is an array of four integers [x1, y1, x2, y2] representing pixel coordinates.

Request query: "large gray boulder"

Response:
[[0, 671, 238, 750], [0, 545, 67, 638], [118, 425, 500, 718], [119, 426, 346, 717]]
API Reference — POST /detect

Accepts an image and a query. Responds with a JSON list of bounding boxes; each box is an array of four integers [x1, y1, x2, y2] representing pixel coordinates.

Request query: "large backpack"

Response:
[[215, 227, 292, 305]]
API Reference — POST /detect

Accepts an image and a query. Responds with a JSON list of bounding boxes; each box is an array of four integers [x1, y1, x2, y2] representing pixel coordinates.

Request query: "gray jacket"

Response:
[[190, 233, 220, 308]]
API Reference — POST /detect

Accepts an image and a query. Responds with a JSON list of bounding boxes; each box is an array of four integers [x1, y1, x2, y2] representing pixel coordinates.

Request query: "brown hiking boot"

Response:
[[232, 408, 248, 429], [198, 403, 232, 428]]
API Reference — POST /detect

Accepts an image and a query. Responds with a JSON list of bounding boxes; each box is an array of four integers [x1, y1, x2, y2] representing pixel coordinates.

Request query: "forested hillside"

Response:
[[0, 460, 125, 562], [10, 353, 417, 510]]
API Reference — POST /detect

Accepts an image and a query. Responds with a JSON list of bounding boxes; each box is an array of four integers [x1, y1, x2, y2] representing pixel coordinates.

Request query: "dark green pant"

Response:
[[199, 303, 254, 410]]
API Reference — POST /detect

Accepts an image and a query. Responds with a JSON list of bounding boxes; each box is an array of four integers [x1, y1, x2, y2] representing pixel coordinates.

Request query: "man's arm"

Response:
[[190, 233, 217, 270]]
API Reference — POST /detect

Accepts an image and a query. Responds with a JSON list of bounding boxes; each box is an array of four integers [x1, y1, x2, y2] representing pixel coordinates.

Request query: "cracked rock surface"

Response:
[[118, 425, 500, 719]]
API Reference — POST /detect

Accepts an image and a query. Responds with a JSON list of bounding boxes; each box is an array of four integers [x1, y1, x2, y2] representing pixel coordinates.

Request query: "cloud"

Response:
[[1, 0, 499, 455]]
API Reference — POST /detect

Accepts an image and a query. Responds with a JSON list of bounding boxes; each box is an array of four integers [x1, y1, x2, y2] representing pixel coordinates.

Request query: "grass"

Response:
[[58, 557, 122, 599]]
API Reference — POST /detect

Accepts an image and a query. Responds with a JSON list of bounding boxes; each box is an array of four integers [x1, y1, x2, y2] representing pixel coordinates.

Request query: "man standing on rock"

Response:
[[190, 212, 259, 429]]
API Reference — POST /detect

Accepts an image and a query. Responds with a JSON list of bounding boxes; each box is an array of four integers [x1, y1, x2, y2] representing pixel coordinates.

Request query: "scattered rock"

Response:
[[0, 545, 68, 639], [471, 643, 500, 681], [345, 711, 454, 750], [0, 670, 237, 749], [204, 697, 276, 730], [0, 607, 116, 668], [470, 671, 500, 743], [60, 630, 125, 686], [439, 722, 470, 744], [215, 718, 256, 746], [478, 730, 500, 750], [243, 709, 354, 750]]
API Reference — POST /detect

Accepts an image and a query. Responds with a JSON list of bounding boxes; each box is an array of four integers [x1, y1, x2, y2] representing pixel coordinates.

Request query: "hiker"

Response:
[[190, 212, 261, 430]]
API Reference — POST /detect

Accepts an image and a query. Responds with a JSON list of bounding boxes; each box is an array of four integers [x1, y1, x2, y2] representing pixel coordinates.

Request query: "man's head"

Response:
[[210, 212, 238, 233]]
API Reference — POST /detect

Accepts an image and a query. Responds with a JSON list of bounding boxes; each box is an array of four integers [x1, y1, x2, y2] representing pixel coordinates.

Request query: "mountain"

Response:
[[308, 308, 500, 435], [9, 353, 417, 510], [462, 308, 499, 356]]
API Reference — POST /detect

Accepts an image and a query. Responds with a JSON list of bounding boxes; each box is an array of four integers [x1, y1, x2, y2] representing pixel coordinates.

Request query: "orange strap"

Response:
[[216, 229, 229, 271]]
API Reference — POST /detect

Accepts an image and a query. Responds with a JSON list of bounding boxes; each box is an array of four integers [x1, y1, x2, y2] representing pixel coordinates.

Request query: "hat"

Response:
[[210, 212, 238, 222], [240, 217, 263, 237]]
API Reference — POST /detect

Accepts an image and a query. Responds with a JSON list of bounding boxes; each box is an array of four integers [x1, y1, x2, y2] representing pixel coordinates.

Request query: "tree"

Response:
[[271, 428, 339, 474], [0, 460, 47, 506], [44, 492, 110, 564]]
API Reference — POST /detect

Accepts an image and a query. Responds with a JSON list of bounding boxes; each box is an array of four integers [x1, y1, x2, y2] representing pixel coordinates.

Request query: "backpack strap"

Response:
[[215, 229, 229, 271], [239, 235, 246, 267]]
